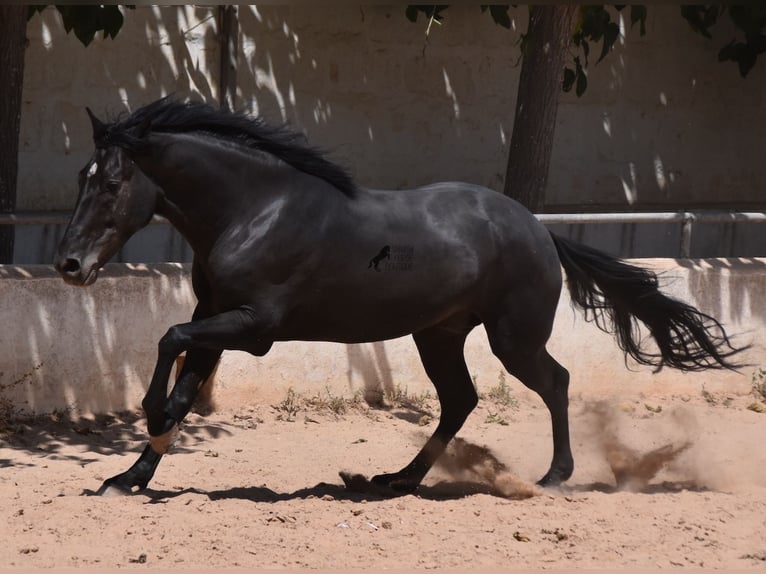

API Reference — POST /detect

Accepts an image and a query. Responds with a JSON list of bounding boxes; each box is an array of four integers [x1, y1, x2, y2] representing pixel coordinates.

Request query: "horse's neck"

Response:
[[153, 193, 205, 248], [140, 134, 289, 255]]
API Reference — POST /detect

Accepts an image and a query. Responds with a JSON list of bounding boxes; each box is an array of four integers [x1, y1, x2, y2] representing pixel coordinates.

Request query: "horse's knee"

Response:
[[244, 339, 273, 356], [158, 325, 189, 357]]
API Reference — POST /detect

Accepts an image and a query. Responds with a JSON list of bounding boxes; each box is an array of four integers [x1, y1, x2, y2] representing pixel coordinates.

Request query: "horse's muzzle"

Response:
[[54, 256, 98, 286]]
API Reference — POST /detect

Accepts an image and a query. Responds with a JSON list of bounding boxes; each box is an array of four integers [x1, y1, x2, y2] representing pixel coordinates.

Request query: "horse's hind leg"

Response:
[[486, 316, 573, 487], [372, 326, 477, 492]]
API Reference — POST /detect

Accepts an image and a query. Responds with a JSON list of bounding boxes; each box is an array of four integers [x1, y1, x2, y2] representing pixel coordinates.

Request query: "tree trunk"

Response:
[[218, 5, 238, 111], [503, 5, 578, 213], [0, 6, 27, 263]]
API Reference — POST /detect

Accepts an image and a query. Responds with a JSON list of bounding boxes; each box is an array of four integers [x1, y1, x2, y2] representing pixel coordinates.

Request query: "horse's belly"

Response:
[[274, 294, 473, 344]]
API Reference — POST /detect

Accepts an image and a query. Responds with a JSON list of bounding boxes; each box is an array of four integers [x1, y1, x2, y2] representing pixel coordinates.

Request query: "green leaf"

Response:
[[597, 21, 620, 63], [630, 5, 647, 36], [405, 5, 448, 24], [580, 6, 609, 42], [27, 6, 46, 20], [575, 71, 588, 97], [67, 6, 99, 46], [582, 38, 590, 66], [562, 67, 576, 92], [702, 4, 720, 31], [728, 5, 766, 42], [101, 6, 124, 39], [575, 7, 624, 66], [681, 5, 719, 39], [718, 39, 737, 63], [487, 5, 511, 29], [74, 26, 96, 47], [53, 5, 127, 46], [575, 58, 588, 97], [719, 40, 759, 77], [432, 5, 448, 22], [56, 6, 75, 33]]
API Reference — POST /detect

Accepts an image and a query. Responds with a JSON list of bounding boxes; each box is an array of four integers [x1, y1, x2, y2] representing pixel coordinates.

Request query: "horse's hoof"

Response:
[[339, 471, 371, 492], [389, 480, 418, 494], [96, 482, 133, 497], [536, 477, 560, 489], [536, 469, 570, 489], [94, 472, 147, 497], [370, 472, 397, 488], [371, 472, 419, 494]]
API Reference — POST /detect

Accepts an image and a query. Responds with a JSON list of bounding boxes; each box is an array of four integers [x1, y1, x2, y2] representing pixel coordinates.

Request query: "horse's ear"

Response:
[[86, 107, 106, 142]]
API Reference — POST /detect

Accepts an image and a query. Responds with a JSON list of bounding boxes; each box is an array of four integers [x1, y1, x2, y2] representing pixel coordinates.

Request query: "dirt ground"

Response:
[[2, 384, 766, 570]]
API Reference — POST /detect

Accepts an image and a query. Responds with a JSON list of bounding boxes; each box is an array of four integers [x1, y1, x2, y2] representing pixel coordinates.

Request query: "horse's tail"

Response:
[[549, 232, 747, 371]]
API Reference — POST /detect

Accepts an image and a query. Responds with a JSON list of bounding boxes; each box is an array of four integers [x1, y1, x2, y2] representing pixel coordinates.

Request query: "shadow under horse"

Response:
[[54, 97, 746, 495]]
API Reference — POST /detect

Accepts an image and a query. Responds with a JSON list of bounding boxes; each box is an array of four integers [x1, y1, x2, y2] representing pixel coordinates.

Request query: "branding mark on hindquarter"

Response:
[[367, 245, 414, 272]]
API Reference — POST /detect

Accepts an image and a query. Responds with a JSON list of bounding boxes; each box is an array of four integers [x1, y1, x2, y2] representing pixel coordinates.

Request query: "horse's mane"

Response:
[[97, 97, 358, 197]]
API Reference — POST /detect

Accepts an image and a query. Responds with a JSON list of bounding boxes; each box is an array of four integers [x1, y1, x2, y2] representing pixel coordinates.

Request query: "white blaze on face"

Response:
[[87, 161, 98, 177]]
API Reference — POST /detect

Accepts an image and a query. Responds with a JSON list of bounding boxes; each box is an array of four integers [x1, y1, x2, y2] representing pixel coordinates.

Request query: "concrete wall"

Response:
[[7, 7, 764, 412], [0, 264, 194, 415], [14, 6, 766, 264], [1, 260, 763, 416]]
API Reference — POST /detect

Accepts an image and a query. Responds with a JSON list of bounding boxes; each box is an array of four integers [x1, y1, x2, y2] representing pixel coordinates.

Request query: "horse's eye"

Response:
[[105, 180, 121, 193]]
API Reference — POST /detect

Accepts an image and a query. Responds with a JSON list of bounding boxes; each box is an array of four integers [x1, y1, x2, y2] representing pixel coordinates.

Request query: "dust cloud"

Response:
[[435, 437, 541, 499], [340, 436, 540, 499], [579, 400, 727, 492]]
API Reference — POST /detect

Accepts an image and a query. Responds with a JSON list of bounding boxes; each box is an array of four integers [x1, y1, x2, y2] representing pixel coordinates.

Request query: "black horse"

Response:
[[55, 98, 743, 496]]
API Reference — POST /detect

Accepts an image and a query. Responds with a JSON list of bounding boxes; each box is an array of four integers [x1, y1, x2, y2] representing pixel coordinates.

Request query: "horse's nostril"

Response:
[[60, 258, 82, 275]]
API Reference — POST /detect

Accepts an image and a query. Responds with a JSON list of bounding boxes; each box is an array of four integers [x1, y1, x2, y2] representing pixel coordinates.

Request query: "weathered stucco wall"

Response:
[[0, 264, 194, 415], [1, 260, 763, 416], [19, 5, 766, 212], [7, 6, 764, 406]]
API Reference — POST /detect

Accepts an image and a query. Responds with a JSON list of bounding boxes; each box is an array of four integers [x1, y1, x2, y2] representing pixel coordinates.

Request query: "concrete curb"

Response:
[[1, 259, 763, 416]]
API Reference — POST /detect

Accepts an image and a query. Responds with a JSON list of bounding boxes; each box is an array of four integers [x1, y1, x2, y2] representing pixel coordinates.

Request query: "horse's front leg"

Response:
[[97, 306, 271, 495], [97, 348, 221, 495]]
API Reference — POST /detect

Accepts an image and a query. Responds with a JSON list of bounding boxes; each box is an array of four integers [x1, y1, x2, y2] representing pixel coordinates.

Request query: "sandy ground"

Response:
[[2, 385, 766, 570]]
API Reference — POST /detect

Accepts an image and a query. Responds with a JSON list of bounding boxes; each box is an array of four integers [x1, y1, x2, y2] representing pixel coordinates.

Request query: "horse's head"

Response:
[[55, 108, 160, 286]]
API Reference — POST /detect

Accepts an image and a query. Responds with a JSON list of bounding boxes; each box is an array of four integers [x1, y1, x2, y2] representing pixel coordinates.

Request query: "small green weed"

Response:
[[0, 396, 14, 432], [274, 387, 300, 421], [486, 371, 518, 409], [485, 411, 509, 426], [701, 386, 718, 406], [385, 385, 432, 412], [306, 387, 348, 416], [751, 368, 766, 401]]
